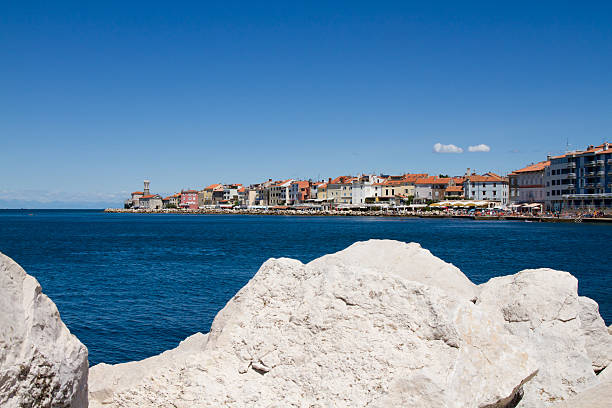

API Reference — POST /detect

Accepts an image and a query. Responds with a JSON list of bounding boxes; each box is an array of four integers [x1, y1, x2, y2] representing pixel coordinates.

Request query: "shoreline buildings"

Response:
[[122, 143, 612, 213], [545, 143, 612, 212]]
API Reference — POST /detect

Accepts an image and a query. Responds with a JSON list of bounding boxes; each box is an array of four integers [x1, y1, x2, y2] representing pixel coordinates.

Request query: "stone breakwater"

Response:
[[1, 240, 611, 407], [104, 208, 612, 223]]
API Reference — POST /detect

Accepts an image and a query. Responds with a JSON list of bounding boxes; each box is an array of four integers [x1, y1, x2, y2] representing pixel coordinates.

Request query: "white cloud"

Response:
[[468, 144, 491, 152], [433, 143, 464, 154]]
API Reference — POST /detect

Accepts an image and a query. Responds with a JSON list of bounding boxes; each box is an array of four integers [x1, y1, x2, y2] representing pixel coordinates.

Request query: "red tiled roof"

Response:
[[140, 195, 156, 199], [551, 143, 611, 159], [131, 191, 144, 195], [466, 174, 504, 182], [330, 176, 356, 184], [402, 173, 429, 182], [204, 183, 223, 190], [415, 176, 437, 185], [511, 161, 550, 174], [446, 186, 463, 192], [381, 180, 404, 186]]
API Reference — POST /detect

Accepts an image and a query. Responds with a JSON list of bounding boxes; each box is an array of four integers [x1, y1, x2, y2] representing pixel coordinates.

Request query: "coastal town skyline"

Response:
[[0, 142, 606, 209], [119, 141, 612, 214], [2, 2, 611, 208]]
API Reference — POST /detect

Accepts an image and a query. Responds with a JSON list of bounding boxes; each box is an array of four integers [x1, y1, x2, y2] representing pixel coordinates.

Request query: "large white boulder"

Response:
[[90, 240, 536, 407], [0, 252, 88, 408], [89, 332, 208, 407], [476, 269, 605, 407], [552, 365, 612, 408], [578, 296, 612, 373], [307, 240, 478, 301]]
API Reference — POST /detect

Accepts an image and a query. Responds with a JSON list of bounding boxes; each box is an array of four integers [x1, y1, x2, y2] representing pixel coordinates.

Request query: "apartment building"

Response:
[[269, 179, 294, 206], [326, 176, 356, 204], [509, 161, 549, 205], [463, 173, 509, 205], [545, 143, 612, 211], [288, 181, 310, 204]]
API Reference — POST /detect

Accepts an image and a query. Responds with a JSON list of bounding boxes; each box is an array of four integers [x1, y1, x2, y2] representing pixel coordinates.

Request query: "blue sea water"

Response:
[[0, 209, 610, 366]]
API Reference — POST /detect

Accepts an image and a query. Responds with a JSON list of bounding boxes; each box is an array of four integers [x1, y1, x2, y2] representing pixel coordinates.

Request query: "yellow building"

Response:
[[316, 183, 328, 201]]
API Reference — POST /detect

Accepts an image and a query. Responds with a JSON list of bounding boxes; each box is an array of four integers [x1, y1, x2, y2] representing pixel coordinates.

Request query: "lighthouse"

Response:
[[144, 180, 150, 195]]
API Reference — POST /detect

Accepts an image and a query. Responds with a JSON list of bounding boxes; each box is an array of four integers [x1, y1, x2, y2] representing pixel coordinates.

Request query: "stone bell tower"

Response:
[[144, 180, 150, 195]]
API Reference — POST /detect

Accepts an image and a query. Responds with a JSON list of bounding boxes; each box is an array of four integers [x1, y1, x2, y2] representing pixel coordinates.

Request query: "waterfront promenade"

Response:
[[104, 207, 612, 224]]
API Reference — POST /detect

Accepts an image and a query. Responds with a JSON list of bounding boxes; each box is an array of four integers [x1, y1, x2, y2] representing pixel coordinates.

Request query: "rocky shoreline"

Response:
[[1, 240, 611, 407], [104, 207, 612, 224]]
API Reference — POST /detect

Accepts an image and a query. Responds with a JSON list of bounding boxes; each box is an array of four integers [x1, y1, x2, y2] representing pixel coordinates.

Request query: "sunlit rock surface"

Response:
[[2, 240, 610, 408], [90, 240, 539, 407], [0, 252, 88, 408]]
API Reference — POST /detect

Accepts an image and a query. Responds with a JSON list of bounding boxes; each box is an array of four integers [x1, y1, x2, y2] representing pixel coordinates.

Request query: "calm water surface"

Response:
[[0, 209, 609, 365]]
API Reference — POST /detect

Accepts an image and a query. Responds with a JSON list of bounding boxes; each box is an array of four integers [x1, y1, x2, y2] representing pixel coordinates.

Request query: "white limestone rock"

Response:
[[578, 296, 612, 373], [0, 252, 88, 408], [552, 365, 612, 408], [476, 269, 602, 407], [307, 240, 479, 301], [91, 240, 536, 407], [88, 332, 208, 408]]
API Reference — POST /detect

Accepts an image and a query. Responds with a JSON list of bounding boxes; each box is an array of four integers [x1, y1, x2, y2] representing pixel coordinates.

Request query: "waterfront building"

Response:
[[252, 179, 274, 206], [162, 193, 181, 208], [245, 187, 258, 207], [509, 161, 549, 206], [124, 191, 143, 209], [124, 180, 153, 209], [463, 172, 509, 205], [309, 181, 324, 200], [288, 181, 310, 204], [180, 190, 199, 209], [327, 176, 357, 204], [414, 177, 435, 203], [379, 179, 411, 203], [138, 194, 163, 210], [316, 183, 328, 201], [237, 187, 246, 206], [269, 179, 294, 206], [223, 184, 243, 205], [444, 185, 464, 199], [414, 177, 449, 203], [201, 183, 224, 206], [545, 143, 612, 212], [351, 175, 383, 204]]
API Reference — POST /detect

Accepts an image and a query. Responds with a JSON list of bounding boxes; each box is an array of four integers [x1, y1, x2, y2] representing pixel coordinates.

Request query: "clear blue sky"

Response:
[[1, 1, 611, 207]]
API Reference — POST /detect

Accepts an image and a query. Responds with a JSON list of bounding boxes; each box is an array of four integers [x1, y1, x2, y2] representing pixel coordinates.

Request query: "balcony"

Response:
[[586, 171, 596, 177], [597, 171, 605, 176], [567, 184, 575, 189], [585, 183, 595, 188], [567, 162, 576, 169], [597, 160, 605, 165], [568, 173, 576, 179], [585, 161, 597, 167], [608, 159, 612, 165]]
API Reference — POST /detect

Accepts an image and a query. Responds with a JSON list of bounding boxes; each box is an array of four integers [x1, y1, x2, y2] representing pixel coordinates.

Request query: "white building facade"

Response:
[[463, 174, 509, 205]]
